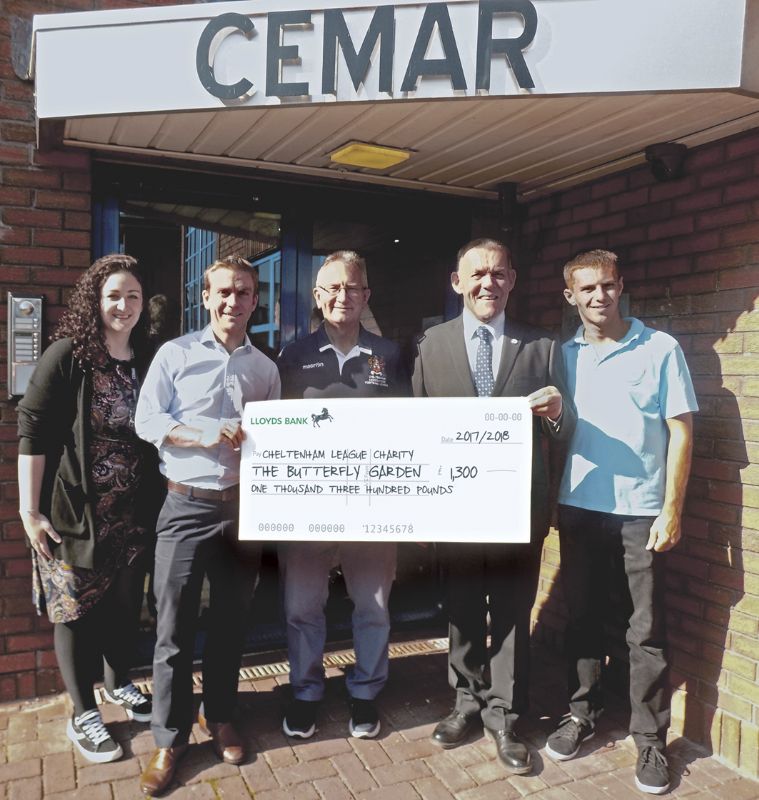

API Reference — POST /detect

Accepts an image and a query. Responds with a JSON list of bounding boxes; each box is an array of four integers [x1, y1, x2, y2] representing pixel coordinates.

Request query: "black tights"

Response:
[[54, 563, 146, 717]]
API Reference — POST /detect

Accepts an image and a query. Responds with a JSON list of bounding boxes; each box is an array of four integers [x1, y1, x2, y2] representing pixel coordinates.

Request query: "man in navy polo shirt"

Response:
[[276, 250, 410, 740]]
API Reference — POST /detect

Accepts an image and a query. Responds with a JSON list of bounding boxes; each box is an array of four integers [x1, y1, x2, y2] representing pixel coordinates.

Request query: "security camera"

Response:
[[645, 142, 687, 182]]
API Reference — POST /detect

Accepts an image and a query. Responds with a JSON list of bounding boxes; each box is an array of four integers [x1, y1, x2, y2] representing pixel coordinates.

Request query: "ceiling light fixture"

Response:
[[330, 141, 411, 170]]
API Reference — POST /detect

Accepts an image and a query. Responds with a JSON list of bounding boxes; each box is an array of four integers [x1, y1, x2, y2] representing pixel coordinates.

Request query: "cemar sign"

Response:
[[32, 0, 750, 119], [196, 1, 537, 102]]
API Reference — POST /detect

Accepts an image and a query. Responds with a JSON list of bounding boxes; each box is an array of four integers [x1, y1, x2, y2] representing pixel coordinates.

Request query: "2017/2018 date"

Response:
[[455, 430, 510, 443]]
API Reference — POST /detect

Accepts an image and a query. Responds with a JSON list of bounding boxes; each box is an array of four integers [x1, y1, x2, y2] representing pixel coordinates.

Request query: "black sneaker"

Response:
[[348, 698, 380, 739], [103, 683, 152, 723], [545, 716, 595, 761], [283, 699, 318, 739], [635, 746, 670, 794], [66, 709, 123, 763]]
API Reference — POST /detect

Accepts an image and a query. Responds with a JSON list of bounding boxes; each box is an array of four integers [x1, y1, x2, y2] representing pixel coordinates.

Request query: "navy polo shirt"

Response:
[[277, 324, 410, 400]]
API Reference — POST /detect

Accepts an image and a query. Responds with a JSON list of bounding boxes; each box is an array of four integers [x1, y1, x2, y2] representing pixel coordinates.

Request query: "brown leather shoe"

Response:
[[198, 712, 245, 765], [139, 745, 188, 797]]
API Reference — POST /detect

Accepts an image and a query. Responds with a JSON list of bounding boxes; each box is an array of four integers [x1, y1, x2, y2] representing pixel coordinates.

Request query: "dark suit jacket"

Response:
[[412, 315, 576, 538]]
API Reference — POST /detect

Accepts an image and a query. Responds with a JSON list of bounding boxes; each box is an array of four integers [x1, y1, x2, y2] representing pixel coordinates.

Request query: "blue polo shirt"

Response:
[[558, 318, 698, 516]]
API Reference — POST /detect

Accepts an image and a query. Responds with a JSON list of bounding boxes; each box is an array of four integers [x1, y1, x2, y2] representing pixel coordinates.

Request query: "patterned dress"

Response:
[[33, 357, 148, 623]]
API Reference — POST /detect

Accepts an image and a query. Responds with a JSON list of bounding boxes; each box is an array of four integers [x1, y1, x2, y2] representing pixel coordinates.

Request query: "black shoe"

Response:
[[348, 698, 380, 739], [545, 715, 595, 761], [485, 728, 532, 774], [635, 746, 670, 795], [431, 711, 481, 749], [282, 699, 318, 739]]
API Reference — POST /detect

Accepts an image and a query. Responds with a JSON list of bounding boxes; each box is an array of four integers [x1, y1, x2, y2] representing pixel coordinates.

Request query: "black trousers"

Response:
[[151, 489, 261, 748], [440, 538, 544, 730], [558, 504, 669, 748]]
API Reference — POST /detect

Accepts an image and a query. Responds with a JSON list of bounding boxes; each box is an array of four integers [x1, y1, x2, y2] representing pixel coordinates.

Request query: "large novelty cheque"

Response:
[[239, 397, 532, 543]]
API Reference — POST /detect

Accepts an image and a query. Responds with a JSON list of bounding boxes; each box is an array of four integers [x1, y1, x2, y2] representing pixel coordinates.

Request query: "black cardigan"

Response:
[[17, 337, 160, 569]]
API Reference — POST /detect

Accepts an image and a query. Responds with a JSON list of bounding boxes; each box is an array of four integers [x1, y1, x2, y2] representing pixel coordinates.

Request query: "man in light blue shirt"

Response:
[[546, 249, 697, 796], [135, 256, 280, 797]]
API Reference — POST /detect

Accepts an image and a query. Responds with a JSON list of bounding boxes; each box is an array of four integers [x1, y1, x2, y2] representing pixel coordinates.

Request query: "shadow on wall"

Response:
[[531, 291, 756, 762], [672, 296, 754, 757]]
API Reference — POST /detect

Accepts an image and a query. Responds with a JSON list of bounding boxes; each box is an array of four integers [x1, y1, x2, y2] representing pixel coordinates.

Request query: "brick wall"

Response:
[[525, 129, 759, 776], [0, 0, 192, 701]]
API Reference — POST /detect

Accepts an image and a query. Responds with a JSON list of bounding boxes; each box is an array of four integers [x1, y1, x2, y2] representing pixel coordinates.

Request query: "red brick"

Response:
[[672, 230, 721, 255], [62, 172, 92, 192], [30, 268, 84, 286], [590, 213, 626, 235], [0, 102, 33, 122], [63, 211, 91, 230], [720, 265, 759, 289], [2, 169, 60, 189], [628, 201, 673, 226], [2, 208, 62, 229], [33, 150, 90, 170], [695, 247, 747, 272], [700, 157, 755, 188], [0, 653, 35, 674], [572, 200, 606, 223], [0, 187, 31, 205], [0, 225, 32, 245], [723, 221, 759, 247], [0, 266, 31, 283], [591, 174, 628, 199], [0, 123, 36, 144], [0, 144, 30, 165], [609, 186, 649, 212], [724, 176, 759, 203], [34, 190, 89, 211], [1, 246, 60, 266], [649, 175, 698, 202], [34, 229, 89, 248], [697, 204, 752, 230], [557, 222, 588, 242], [649, 216, 695, 240], [7, 633, 54, 653], [62, 248, 91, 267]]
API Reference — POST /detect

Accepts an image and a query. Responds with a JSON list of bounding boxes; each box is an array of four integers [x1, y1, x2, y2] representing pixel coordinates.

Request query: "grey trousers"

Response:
[[280, 542, 396, 701], [151, 490, 261, 747]]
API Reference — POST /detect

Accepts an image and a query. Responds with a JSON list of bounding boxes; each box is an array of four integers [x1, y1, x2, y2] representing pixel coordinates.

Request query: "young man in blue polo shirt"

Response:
[[546, 249, 697, 795]]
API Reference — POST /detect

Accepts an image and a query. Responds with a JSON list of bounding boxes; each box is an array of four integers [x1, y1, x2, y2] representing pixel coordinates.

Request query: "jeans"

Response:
[[280, 541, 396, 701], [558, 504, 669, 748]]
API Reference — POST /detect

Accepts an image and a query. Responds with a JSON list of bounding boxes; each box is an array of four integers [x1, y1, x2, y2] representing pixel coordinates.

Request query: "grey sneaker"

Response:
[[67, 709, 123, 763], [103, 682, 152, 722], [282, 699, 318, 739], [635, 746, 670, 794], [348, 698, 380, 739], [545, 716, 595, 761]]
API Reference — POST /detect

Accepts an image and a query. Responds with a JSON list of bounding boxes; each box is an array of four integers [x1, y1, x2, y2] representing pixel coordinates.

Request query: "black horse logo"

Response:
[[311, 407, 334, 427]]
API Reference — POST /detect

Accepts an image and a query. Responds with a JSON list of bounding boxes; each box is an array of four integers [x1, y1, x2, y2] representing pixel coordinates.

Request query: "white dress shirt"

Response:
[[135, 326, 280, 489]]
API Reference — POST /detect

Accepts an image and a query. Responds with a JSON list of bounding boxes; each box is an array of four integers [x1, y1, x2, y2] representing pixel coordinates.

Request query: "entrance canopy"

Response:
[[32, 0, 759, 199]]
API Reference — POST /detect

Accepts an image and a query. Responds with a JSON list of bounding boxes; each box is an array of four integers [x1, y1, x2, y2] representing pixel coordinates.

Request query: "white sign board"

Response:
[[33, 0, 750, 119], [238, 397, 532, 543]]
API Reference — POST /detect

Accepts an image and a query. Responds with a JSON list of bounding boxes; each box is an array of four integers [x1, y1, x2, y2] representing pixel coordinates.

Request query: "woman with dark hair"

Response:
[[17, 254, 159, 763]]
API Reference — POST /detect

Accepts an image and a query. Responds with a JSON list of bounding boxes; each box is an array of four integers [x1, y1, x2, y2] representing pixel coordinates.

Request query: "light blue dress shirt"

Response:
[[558, 318, 698, 515], [135, 326, 280, 489]]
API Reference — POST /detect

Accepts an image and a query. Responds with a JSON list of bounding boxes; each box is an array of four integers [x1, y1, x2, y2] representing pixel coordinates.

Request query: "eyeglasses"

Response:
[[316, 284, 367, 297]]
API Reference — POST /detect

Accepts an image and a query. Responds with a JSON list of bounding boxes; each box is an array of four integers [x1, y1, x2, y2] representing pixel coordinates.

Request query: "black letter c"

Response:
[[197, 13, 255, 100]]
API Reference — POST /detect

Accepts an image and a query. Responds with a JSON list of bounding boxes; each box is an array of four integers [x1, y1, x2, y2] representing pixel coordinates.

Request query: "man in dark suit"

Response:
[[412, 238, 575, 775]]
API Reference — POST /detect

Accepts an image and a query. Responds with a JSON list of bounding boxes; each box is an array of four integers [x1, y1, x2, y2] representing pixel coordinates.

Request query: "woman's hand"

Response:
[[19, 510, 62, 561]]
